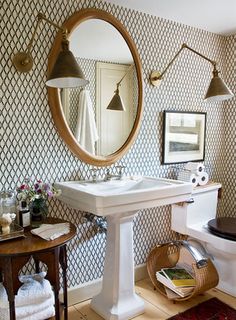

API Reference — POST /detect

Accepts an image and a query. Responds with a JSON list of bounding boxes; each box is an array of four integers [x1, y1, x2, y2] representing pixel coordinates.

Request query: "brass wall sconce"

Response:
[[12, 13, 89, 88], [150, 43, 233, 102], [107, 64, 134, 111]]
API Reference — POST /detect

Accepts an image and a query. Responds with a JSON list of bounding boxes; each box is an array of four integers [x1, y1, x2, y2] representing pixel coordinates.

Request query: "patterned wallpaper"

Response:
[[1, 0, 235, 287], [222, 35, 236, 216]]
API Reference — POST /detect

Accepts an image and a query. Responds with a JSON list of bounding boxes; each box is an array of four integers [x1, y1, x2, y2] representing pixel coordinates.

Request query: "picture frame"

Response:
[[162, 110, 206, 164]]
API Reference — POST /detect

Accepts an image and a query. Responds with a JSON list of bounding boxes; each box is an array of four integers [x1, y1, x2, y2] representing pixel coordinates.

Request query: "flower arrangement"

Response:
[[16, 178, 61, 203]]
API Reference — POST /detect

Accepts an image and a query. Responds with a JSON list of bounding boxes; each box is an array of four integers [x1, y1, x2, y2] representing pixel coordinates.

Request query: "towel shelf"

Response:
[[0, 217, 76, 320]]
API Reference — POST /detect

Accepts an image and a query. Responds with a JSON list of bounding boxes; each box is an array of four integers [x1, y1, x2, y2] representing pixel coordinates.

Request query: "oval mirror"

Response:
[[48, 8, 143, 166]]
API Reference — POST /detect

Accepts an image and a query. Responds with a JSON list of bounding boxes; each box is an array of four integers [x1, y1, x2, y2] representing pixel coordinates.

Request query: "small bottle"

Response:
[[19, 201, 31, 228]]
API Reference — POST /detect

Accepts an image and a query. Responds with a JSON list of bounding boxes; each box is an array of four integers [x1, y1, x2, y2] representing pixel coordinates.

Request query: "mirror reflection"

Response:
[[60, 19, 138, 156]]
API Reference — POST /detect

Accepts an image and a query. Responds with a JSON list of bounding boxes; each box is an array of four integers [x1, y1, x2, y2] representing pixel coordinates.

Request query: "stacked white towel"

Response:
[[0, 272, 55, 320], [178, 162, 209, 187], [31, 223, 70, 240]]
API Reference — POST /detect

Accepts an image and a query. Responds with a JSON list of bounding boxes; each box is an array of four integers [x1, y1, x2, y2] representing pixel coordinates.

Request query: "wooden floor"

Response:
[[66, 278, 236, 319]]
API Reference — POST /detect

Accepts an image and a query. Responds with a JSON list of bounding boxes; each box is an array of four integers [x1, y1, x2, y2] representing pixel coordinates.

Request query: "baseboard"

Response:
[[62, 263, 148, 306], [65, 278, 103, 306], [135, 263, 148, 282]]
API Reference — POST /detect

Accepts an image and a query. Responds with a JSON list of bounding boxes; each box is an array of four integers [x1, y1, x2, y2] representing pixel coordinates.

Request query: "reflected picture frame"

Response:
[[162, 110, 206, 164]]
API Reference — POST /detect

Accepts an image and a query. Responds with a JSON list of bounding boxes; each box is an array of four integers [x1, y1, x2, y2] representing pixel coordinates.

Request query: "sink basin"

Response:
[[55, 176, 192, 320], [55, 176, 192, 216], [66, 177, 173, 193]]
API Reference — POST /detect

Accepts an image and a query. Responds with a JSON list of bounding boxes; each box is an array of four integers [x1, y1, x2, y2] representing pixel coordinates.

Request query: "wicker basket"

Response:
[[147, 242, 219, 301]]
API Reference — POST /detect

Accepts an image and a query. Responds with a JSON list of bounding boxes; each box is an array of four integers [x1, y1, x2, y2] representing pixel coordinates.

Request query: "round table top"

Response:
[[0, 217, 76, 256]]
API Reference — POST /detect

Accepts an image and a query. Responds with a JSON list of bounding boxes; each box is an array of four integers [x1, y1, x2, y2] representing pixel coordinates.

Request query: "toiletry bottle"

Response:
[[19, 201, 31, 228]]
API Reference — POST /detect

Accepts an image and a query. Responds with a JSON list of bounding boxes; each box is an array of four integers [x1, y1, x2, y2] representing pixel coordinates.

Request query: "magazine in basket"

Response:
[[162, 267, 196, 287], [156, 271, 194, 297]]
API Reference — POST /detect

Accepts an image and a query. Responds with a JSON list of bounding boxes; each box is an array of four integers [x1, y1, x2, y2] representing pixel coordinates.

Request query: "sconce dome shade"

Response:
[[205, 74, 234, 102], [46, 48, 89, 88], [107, 89, 126, 111]]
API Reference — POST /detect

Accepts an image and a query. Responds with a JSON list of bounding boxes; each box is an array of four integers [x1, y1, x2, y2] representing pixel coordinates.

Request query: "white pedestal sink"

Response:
[[55, 177, 192, 320]]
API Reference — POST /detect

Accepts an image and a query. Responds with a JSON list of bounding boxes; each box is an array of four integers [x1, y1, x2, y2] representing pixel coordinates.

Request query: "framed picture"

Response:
[[162, 111, 206, 164]]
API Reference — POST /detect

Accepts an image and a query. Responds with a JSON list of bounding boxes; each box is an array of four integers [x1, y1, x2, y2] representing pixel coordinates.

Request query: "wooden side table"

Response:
[[0, 218, 76, 320]]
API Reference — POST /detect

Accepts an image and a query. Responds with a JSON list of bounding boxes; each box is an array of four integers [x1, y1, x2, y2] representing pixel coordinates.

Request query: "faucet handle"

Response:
[[89, 168, 98, 183], [115, 165, 126, 178], [104, 168, 111, 181]]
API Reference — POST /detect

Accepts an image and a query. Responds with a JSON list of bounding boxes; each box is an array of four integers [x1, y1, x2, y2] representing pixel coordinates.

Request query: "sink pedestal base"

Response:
[[91, 211, 145, 320]]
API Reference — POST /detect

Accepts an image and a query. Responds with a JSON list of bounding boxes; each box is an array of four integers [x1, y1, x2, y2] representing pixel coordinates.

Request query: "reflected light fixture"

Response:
[[150, 43, 233, 102], [107, 65, 134, 111], [12, 13, 89, 88]]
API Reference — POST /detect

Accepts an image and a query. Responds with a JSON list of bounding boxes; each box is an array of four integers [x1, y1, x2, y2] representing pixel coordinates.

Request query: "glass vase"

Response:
[[30, 198, 48, 228]]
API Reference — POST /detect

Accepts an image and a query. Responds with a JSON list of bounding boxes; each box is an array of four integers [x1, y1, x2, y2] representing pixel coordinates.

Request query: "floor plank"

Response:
[[135, 278, 214, 317], [49, 305, 86, 320], [74, 298, 169, 320], [67, 278, 236, 320], [74, 300, 103, 320], [134, 300, 169, 319], [67, 306, 86, 320]]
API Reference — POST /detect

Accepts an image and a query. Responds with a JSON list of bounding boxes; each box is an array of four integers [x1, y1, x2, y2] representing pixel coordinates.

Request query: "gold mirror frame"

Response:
[[47, 8, 143, 167]]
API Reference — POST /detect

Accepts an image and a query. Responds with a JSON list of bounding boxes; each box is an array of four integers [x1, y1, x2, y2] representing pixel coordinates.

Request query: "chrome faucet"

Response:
[[104, 166, 126, 181], [104, 169, 114, 181], [89, 168, 99, 183], [116, 165, 126, 179]]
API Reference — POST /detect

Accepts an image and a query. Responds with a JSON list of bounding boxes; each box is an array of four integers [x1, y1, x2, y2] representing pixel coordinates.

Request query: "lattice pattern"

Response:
[[1, 0, 234, 288], [221, 35, 236, 217]]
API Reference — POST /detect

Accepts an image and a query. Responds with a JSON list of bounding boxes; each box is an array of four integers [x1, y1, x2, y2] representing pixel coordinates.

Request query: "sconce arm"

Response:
[[157, 45, 185, 80], [13, 12, 68, 73], [154, 43, 217, 82], [26, 13, 67, 54], [182, 43, 216, 68], [117, 64, 134, 88]]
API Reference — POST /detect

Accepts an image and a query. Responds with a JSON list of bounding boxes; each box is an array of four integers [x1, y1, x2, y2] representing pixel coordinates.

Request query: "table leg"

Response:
[[0, 262, 15, 320], [34, 258, 40, 273], [34, 248, 61, 320], [60, 245, 68, 320], [53, 248, 60, 320], [3, 261, 19, 320], [9, 301, 16, 320], [2, 256, 30, 320]]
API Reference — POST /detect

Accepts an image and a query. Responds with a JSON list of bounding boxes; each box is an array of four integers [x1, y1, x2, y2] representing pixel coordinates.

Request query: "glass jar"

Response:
[[0, 190, 16, 217]]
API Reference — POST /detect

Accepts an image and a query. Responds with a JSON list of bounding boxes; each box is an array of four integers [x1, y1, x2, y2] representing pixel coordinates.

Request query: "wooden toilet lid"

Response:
[[208, 217, 236, 241]]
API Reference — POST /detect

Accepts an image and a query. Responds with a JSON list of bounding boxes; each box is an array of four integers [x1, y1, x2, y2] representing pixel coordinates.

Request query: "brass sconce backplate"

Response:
[[12, 52, 33, 72], [150, 71, 162, 87]]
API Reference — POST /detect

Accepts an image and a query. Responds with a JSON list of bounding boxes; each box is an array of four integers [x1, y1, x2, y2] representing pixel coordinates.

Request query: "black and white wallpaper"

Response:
[[221, 34, 236, 217], [1, 0, 235, 287]]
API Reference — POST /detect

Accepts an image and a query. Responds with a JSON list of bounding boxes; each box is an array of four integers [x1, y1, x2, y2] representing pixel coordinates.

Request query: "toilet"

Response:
[[171, 182, 236, 297]]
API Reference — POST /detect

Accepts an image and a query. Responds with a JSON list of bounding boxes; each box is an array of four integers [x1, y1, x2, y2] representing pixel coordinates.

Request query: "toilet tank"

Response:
[[171, 183, 221, 235]]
